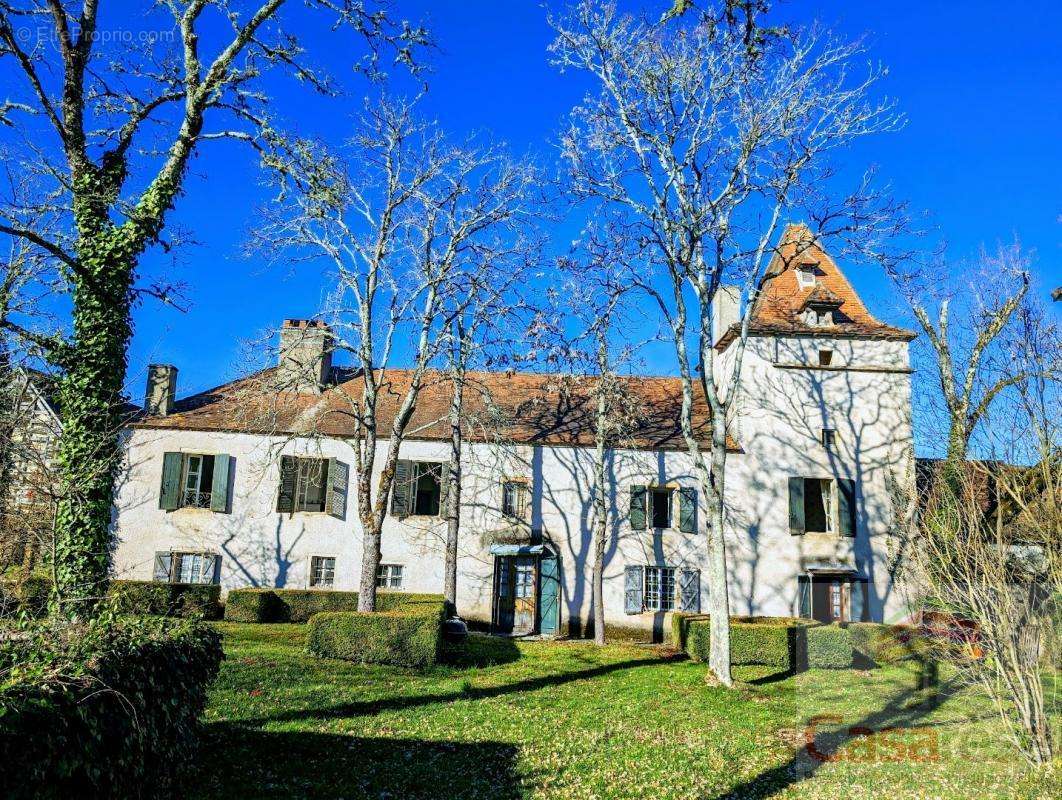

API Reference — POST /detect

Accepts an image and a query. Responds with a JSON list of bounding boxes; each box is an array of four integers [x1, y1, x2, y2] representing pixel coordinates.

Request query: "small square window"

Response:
[[818, 349, 833, 366], [797, 264, 817, 288], [822, 429, 836, 448], [310, 556, 335, 588], [376, 564, 403, 590]]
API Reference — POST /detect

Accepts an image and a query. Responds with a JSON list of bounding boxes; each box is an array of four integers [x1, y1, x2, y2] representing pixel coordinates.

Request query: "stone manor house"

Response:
[[111, 225, 917, 637]]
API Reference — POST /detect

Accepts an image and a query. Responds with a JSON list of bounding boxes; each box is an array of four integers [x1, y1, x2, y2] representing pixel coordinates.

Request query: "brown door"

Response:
[[811, 577, 847, 623], [494, 556, 538, 635]]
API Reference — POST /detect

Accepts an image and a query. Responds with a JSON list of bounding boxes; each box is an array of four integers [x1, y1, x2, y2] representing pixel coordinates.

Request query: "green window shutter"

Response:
[[538, 554, 561, 635], [159, 452, 182, 511], [624, 565, 644, 614], [678, 568, 700, 612], [629, 486, 647, 530], [678, 488, 697, 533], [798, 575, 811, 618], [438, 463, 451, 518], [788, 477, 805, 535], [391, 459, 413, 518], [277, 456, 297, 513], [838, 478, 856, 537], [210, 455, 232, 513], [153, 552, 173, 582], [326, 458, 349, 520]]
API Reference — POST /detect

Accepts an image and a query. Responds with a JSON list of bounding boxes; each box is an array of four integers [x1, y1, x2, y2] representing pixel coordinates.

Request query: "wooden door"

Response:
[[495, 557, 515, 633], [512, 557, 537, 634]]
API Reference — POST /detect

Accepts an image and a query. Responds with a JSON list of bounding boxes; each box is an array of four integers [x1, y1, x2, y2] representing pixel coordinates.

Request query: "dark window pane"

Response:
[[413, 464, 441, 516], [804, 478, 828, 533], [651, 489, 671, 529]]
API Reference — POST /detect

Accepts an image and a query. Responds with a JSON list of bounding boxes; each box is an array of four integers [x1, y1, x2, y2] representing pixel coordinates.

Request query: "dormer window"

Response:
[[806, 309, 834, 327], [796, 264, 817, 288]]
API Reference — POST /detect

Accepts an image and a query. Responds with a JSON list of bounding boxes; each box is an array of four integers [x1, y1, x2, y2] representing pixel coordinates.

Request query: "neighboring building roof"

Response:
[[132, 367, 738, 452], [716, 223, 916, 349]]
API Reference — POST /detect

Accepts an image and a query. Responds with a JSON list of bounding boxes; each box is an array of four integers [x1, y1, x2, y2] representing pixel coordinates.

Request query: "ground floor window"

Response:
[[376, 564, 404, 589], [644, 566, 676, 612], [154, 551, 219, 585], [309, 556, 336, 588]]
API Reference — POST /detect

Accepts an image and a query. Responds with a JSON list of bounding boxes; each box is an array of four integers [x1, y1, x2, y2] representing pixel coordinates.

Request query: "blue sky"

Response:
[[124, 0, 1061, 405]]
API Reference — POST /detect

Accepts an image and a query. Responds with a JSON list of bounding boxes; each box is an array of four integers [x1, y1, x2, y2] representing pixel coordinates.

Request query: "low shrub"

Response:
[[110, 580, 222, 620], [306, 598, 447, 668], [224, 588, 442, 623], [846, 622, 923, 666], [806, 624, 853, 669], [0, 575, 51, 618], [0, 615, 223, 799], [686, 618, 813, 670]]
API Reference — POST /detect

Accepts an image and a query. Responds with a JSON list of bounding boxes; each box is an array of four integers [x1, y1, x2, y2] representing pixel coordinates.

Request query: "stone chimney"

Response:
[[278, 319, 333, 394], [145, 364, 178, 416], [711, 285, 741, 347]]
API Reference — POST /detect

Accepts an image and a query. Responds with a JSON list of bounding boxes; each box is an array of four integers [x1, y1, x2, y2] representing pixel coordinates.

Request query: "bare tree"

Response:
[[549, 0, 900, 684], [0, 0, 428, 613], [890, 242, 1056, 462], [260, 98, 536, 611], [900, 290, 1060, 765]]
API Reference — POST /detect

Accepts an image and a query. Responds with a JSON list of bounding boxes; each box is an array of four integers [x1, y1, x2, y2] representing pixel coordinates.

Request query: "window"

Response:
[[818, 349, 833, 366], [153, 551, 219, 585], [797, 264, 817, 287], [644, 566, 676, 612], [650, 488, 672, 529], [277, 456, 348, 518], [309, 556, 335, 588], [821, 428, 836, 448], [376, 564, 404, 589], [391, 460, 447, 518], [501, 480, 528, 518], [805, 308, 833, 327], [294, 458, 327, 512], [789, 476, 856, 537], [160, 452, 231, 512]]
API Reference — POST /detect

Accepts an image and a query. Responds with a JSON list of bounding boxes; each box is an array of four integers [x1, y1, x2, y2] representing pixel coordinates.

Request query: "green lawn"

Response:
[[192, 623, 1057, 799]]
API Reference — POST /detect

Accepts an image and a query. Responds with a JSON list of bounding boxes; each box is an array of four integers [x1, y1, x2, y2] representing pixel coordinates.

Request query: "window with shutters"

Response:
[[789, 476, 855, 536], [644, 566, 676, 612], [630, 485, 696, 532], [650, 488, 672, 529], [181, 454, 214, 508], [804, 478, 835, 534], [376, 564, 404, 589], [294, 458, 327, 512], [501, 480, 528, 519], [391, 461, 446, 518], [309, 556, 335, 588], [154, 551, 219, 585]]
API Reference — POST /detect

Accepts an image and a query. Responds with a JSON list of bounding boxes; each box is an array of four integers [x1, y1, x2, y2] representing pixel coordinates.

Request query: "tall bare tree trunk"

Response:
[[444, 369, 464, 610], [706, 427, 732, 682], [591, 369, 608, 645]]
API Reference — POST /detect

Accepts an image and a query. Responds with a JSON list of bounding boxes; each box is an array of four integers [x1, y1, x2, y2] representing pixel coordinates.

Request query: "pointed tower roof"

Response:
[[715, 223, 915, 348]]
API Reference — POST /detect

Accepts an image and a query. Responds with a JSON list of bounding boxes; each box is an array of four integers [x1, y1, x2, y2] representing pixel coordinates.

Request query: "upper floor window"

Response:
[[159, 452, 231, 513], [277, 455, 348, 519], [391, 460, 448, 518], [797, 264, 817, 288], [629, 485, 697, 532], [309, 555, 336, 588], [821, 428, 836, 449], [788, 476, 856, 537], [502, 480, 528, 519], [818, 349, 833, 366]]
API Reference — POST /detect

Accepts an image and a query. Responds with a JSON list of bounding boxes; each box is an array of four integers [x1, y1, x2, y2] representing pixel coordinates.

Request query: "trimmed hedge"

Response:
[[0, 577, 221, 620], [686, 617, 815, 671], [306, 598, 447, 668], [806, 624, 853, 669], [109, 581, 222, 620], [0, 615, 223, 799], [224, 588, 443, 623], [846, 622, 922, 666]]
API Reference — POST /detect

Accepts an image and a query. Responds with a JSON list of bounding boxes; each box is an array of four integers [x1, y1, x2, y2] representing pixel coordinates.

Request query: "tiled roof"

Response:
[[716, 224, 916, 349], [132, 368, 738, 451]]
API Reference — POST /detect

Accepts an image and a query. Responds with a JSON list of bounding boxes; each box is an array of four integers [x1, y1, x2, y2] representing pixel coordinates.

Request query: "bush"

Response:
[[109, 581, 222, 620], [223, 588, 443, 623], [0, 576, 221, 620], [686, 618, 813, 670], [846, 622, 922, 666], [306, 598, 446, 668], [0, 615, 223, 799], [806, 624, 853, 669]]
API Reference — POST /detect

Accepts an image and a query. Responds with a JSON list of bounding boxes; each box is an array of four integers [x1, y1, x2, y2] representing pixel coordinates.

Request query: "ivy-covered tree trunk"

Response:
[[52, 211, 139, 613]]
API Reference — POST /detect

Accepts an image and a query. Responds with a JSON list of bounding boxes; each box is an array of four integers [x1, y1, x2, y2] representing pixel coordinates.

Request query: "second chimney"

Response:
[[145, 364, 178, 416], [711, 285, 741, 347], [278, 319, 333, 394]]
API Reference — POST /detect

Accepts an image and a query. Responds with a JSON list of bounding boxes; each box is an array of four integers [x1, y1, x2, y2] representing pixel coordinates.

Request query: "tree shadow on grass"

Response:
[[440, 633, 521, 668], [194, 726, 523, 800], [715, 659, 961, 799], [241, 651, 680, 727]]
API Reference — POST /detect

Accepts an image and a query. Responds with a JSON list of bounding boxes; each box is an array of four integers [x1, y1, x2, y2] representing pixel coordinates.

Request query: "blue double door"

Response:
[[492, 552, 560, 636]]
